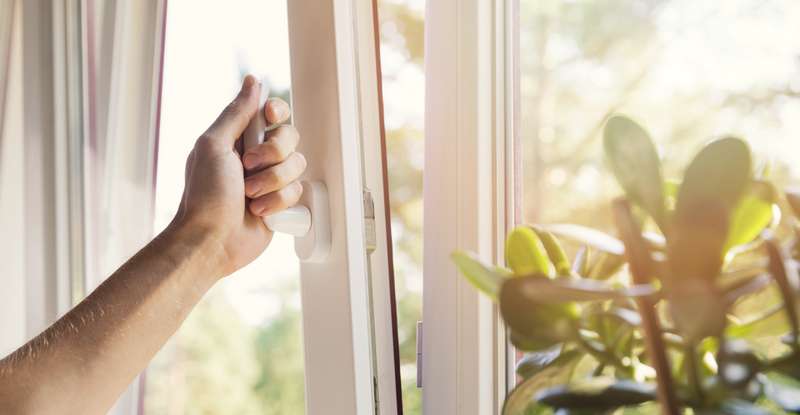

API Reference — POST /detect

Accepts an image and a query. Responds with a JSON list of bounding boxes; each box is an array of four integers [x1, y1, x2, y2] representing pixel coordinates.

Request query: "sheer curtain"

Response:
[[0, 1, 167, 413], [82, 2, 168, 414], [0, 0, 23, 357]]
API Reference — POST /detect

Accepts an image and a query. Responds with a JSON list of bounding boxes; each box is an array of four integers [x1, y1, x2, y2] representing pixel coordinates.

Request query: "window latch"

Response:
[[363, 188, 377, 254]]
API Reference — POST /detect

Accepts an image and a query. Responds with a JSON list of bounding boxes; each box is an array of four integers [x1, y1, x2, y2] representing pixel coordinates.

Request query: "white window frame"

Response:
[[423, 0, 515, 413], [287, 0, 401, 413]]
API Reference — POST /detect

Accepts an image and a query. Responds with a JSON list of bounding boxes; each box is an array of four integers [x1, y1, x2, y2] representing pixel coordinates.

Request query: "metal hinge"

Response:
[[416, 320, 423, 388], [363, 188, 377, 254], [373, 375, 380, 413]]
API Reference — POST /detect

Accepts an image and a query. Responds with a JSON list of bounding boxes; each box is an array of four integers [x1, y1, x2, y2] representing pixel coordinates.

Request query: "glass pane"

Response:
[[145, 1, 305, 414], [518, 1, 800, 227], [515, 0, 800, 390], [377, 0, 425, 413]]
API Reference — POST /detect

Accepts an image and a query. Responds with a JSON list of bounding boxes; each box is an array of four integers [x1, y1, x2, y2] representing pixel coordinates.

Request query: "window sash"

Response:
[[423, 0, 513, 412]]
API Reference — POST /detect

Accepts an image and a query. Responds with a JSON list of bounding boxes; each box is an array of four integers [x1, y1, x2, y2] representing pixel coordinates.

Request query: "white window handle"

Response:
[[243, 83, 330, 262]]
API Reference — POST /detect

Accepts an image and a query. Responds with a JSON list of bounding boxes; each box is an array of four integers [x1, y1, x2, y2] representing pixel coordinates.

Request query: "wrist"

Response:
[[161, 217, 229, 283]]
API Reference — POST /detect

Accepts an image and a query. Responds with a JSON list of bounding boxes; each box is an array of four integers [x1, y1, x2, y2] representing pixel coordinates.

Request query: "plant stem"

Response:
[[766, 239, 800, 351], [612, 199, 681, 415], [684, 343, 704, 404]]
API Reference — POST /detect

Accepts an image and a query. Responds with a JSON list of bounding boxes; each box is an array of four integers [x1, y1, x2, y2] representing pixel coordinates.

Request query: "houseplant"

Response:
[[453, 115, 800, 414]]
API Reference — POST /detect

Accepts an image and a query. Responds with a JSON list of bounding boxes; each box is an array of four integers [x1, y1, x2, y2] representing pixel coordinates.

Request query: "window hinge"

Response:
[[416, 320, 423, 388], [363, 188, 377, 254], [373, 375, 380, 413]]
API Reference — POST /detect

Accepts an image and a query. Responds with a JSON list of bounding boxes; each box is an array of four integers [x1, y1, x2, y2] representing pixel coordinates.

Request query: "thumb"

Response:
[[203, 75, 260, 146]]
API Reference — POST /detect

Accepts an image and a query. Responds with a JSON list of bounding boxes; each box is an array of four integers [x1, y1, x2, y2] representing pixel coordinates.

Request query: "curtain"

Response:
[[82, 1, 168, 414], [0, 0, 23, 357]]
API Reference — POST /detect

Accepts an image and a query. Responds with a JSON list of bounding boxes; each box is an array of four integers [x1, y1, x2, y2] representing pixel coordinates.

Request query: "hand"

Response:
[[172, 75, 306, 277]]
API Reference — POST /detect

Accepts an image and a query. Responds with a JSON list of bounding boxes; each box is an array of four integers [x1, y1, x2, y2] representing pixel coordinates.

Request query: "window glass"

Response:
[[145, 1, 305, 413], [518, 1, 800, 228], [515, 0, 800, 388], [377, 0, 425, 413]]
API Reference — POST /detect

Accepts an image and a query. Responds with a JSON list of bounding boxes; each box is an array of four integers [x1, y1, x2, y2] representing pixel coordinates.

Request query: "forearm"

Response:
[[0, 222, 224, 415]]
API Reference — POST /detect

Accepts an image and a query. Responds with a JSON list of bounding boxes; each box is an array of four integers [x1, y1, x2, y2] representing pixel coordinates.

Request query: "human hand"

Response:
[[172, 75, 306, 277]]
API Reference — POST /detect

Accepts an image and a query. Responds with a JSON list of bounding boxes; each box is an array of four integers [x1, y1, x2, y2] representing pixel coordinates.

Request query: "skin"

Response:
[[0, 75, 307, 415]]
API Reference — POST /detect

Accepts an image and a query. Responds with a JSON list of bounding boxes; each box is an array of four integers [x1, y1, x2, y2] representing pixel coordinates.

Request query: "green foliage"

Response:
[[453, 117, 800, 414], [451, 251, 510, 299], [507, 226, 556, 277], [603, 116, 666, 229]]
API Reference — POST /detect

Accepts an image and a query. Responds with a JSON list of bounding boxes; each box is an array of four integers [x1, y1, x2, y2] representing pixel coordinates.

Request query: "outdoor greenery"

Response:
[[455, 115, 800, 414]]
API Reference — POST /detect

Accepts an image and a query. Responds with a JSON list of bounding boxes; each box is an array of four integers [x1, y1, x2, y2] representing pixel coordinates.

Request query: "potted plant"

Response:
[[453, 115, 800, 414]]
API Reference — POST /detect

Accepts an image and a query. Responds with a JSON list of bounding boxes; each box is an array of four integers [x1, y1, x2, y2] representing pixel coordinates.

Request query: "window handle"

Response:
[[243, 83, 330, 262]]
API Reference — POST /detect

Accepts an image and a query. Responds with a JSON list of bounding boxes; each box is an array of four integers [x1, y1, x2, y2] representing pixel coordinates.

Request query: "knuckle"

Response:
[[248, 200, 263, 216], [194, 135, 217, 152], [278, 185, 296, 205], [293, 152, 308, 171], [269, 141, 290, 162], [269, 166, 287, 188], [224, 99, 244, 116]]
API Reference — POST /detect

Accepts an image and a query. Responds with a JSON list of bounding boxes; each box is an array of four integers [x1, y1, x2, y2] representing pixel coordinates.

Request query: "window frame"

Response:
[[287, 0, 402, 413], [423, 0, 514, 412]]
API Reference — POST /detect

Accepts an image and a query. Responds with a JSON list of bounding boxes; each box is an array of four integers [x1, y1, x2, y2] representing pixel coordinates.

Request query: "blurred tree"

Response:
[[519, 0, 800, 230]]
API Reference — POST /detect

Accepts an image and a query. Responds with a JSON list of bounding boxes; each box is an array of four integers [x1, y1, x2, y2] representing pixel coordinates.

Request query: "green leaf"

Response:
[[517, 345, 564, 380], [587, 252, 626, 280], [603, 115, 666, 228], [723, 273, 772, 305], [770, 353, 800, 379], [507, 226, 555, 277], [760, 372, 800, 412], [501, 275, 658, 304], [451, 251, 510, 300], [572, 247, 590, 277], [532, 226, 572, 277], [536, 378, 656, 410], [726, 304, 788, 339], [500, 277, 581, 351], [724, 181, 776, 255], [716, 399, 774, 415], [766, 239, 800, 344], [666, 138, 751, 341], [503, 350, 582, 415], [585, 307, 642, 328], [670, 137, 752, 279], [541, 224, 625, 256]]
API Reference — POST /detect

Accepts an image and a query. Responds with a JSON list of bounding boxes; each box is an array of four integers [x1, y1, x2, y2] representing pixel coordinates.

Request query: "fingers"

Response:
[[203, 75, 260, 146], [242, 125, 300, 171], [244, 152, 307, 199], [249, 181, 303, 217], [265, 98, 291, 125]]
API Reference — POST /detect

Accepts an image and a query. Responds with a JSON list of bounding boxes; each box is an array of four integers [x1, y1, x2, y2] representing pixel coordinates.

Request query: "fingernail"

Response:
[[243, 154, 258, 169], [241, 75, 256, 93], [277, 102, 290, 119]]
